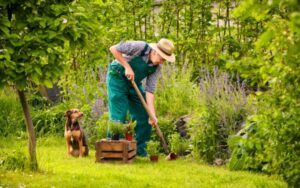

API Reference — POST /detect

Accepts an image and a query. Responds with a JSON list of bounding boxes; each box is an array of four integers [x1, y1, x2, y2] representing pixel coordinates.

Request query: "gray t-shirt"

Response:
[[112, 41, 161, 93]]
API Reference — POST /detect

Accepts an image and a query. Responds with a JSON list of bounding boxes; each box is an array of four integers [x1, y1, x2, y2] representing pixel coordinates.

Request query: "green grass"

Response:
[[0, 136, 287, 188]]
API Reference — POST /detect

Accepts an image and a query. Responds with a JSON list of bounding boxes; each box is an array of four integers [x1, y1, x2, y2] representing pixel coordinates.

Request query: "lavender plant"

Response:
[[190, 68, 252, 163]]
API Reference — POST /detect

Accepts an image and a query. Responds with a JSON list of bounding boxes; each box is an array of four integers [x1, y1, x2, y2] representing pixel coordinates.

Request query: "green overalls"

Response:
[[107, 44, 158, 156]]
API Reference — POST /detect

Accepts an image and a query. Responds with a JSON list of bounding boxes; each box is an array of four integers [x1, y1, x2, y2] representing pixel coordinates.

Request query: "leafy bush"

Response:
[[229, 102, 300, 188], [58, 67, 107, 109], [0, 149, 27, 171], [227, 1, 300, 187], [31, 103, 67, 137], [96, 112, 109, 139], [150, 116, 176, 145], [156, 64, 199, 117], [0, 89, 25, 136], [189, 68, 251, 163], [169, 133, 190, 156], [77, 104, 99, 146], [154, 65, 199, 152]]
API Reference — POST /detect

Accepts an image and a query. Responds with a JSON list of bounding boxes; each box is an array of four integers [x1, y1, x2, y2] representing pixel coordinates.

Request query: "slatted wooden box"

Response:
[[95, 139, 137, 163]]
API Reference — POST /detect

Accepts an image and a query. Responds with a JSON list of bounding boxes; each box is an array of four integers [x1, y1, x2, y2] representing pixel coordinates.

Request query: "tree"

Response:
[[0, 0, 100, 170]]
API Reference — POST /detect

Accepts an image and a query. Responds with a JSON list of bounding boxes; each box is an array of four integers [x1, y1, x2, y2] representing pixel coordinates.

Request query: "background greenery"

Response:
[[1, 0, 299, 187]]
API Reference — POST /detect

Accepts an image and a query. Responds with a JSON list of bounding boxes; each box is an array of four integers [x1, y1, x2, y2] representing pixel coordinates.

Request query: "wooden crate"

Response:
[[95, 139, 137, 163]]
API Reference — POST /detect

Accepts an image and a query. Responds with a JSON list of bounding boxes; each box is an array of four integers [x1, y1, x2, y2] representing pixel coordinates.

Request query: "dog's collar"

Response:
[[70, 122, 80, 131]]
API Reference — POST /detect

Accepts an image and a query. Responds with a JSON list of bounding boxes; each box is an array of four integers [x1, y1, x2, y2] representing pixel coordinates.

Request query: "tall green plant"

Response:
[[190, 68, 250, 163], [156, 64, 199, 117], [169, 133, 189, 156], [228, 0, 300, 187], [0, 89, 24, 136]]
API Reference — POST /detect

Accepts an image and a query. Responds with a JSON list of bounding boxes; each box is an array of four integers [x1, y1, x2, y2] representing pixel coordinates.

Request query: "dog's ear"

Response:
[[64, 110, 72, 118]]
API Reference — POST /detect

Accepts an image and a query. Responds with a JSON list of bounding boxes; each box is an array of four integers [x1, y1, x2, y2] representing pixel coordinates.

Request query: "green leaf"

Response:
[[0, 17, 11, 27], [255, 29, 274, 51], [31, 50, 44, 58], [35, 67, 42, 76], [9, 38, 24, 47], [47, 30, 57, 39], [43, 80, 53, 88], [0, 26, 10, 36], [31, 73, 40, 85]]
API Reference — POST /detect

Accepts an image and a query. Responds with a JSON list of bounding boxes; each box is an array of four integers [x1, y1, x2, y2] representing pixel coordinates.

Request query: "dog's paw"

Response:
[[72, 150, 80, 157]]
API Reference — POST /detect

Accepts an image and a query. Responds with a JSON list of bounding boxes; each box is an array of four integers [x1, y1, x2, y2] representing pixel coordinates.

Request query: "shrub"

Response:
[[169, 133, 190, 156], [96, 112, 110, 139], [156, 64, 199, 117], [0, 89, 25, 137], [229, 103, 300, 187], [150, 116, 176, 146], [31, 103, 67, 137], [78, 104, 99, 146], [226, 1, 300, 186], [189, 68, 251, 163], [0, 149, 27, 171]]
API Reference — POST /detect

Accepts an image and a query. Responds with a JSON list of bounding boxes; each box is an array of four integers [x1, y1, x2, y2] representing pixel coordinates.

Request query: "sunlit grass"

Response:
[[0, 136, 287, 188]]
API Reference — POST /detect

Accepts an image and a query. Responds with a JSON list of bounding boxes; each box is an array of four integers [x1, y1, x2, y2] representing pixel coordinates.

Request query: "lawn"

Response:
[[0, 136, 287, 188]]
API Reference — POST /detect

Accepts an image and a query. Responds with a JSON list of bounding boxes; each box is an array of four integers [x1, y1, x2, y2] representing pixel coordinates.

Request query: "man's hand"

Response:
[[148, 116, 158, 127], [109, 46, 134, 80], [125, 67, 135, 81]]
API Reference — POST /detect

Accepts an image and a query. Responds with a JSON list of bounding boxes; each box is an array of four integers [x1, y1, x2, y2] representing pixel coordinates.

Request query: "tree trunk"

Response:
[[133, 4, 137, 39], [176, 0, 179, 43], [226, 0, 231, 37], [17, 90, 38, 171]]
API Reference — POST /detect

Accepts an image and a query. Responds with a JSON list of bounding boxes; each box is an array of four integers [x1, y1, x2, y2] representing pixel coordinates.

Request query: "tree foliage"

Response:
[[0, 0, 100, 89], [228, 1, 300, 187], [0, 0, 101, 170]]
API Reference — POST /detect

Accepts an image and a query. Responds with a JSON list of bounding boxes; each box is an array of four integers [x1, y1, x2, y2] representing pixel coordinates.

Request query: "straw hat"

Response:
[[149, 38, 175, 63]]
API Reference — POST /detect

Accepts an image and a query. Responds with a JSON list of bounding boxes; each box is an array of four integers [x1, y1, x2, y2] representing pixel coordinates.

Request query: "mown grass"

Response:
[[0, 136, 287, 188]]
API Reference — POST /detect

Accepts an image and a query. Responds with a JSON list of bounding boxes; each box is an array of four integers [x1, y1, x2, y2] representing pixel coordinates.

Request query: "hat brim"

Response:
[[149, 43, 176, 63]]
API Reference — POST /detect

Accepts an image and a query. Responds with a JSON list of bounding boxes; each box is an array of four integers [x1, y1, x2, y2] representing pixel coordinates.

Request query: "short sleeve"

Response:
[[113, 41, 147, 56]]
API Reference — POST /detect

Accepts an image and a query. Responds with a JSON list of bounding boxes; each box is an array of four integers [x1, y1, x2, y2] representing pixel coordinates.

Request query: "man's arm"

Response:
[[109, 46, 134, 81], [109, 41, 147, 81], [145, 66, 161, 126], [146, 91, 158, 126]]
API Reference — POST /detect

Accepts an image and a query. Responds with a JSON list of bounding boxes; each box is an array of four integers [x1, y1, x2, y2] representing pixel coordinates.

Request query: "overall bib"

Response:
[[107, 44, 157, 156]]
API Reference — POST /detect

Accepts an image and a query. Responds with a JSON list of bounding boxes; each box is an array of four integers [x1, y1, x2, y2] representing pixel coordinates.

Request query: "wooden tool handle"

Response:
[[131, 80, 170, 154]]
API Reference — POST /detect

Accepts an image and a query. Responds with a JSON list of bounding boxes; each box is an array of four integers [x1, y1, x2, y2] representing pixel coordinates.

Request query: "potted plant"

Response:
[[146, 140, 160, 162], [109, 122, 123, 140], [123, 120, 136, 141]]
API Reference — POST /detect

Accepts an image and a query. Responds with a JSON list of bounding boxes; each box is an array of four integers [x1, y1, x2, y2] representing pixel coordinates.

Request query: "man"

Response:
[[107, 38, 175, 156]]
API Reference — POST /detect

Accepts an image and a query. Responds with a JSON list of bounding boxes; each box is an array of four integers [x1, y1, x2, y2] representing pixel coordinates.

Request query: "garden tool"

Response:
[[131, 80, 170, 155]]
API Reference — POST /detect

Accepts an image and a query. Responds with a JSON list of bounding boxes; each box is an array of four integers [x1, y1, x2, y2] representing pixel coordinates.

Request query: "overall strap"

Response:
[[140, 43, 149, 56]]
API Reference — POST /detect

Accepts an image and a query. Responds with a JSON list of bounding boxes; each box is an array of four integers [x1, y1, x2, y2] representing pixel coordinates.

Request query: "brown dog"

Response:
[[64, 108, 89, 157]]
